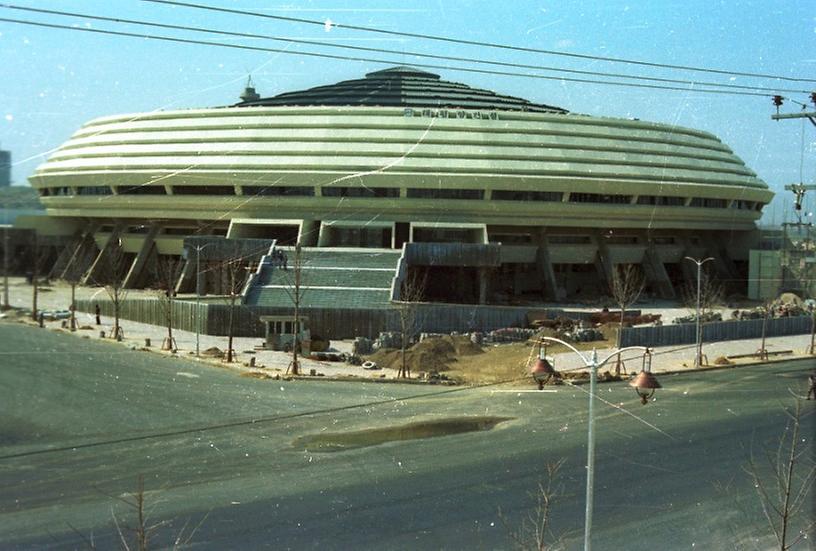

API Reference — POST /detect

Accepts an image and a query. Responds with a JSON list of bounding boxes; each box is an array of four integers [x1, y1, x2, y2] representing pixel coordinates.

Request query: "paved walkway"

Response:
[[1, 278, 383, 379], [3, 277, 813, 381]]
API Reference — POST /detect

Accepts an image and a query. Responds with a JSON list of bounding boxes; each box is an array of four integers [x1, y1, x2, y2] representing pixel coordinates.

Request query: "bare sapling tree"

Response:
[[682, 267, 725, 319], [104, 239, 129, 341], [71, 475, 208, 550], [154, 255, 184, 352], [279, 243, 306, 375], [744, 400, 816, 551], [757, 296, 778, 361], [809, 306, 815, 355], [609, 264, 645, 376], [2, 223, 10, 311], [62, 254, 84, 332], [682, 266, 725, 366], [395, 269, 426, 379], [30, 233, 51, 321], [223, 252, 249, 364], [499, 459, 567, 551]]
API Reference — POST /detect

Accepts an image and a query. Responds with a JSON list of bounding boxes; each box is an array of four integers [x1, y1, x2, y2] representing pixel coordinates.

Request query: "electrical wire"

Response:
[[0, 16, 786, 98], [142, 0, 816, 85], [1, 4, 810, 96], [0, 375, 530, 461]]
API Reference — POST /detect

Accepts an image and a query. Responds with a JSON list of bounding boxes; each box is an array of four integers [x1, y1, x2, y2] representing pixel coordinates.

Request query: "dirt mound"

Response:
[[201, 346, 225, 359], [366, 335, 483, 373]]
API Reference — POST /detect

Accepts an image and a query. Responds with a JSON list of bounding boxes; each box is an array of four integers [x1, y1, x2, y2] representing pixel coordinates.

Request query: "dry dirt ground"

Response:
[[364, 333, 623, 385], [4, 277, 814, 387]]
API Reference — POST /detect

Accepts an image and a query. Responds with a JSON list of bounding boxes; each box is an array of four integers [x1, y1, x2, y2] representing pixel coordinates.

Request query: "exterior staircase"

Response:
[[244, 247, 401, 310]]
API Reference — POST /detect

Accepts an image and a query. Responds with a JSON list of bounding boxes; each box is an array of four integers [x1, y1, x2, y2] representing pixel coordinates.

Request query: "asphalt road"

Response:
[[1, 323, 814, 550]]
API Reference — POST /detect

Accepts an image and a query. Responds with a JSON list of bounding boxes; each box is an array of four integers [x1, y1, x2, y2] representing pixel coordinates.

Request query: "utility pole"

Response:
[[2, 219, 9, 310], [771, 92, 816, 354]]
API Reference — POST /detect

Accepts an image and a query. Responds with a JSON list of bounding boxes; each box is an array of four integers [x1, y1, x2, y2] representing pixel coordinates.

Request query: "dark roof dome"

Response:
[[234, 65, 567, 114]]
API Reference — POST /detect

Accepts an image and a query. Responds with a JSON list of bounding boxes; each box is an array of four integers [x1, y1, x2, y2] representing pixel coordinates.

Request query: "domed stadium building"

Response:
[[24, 66, 772, 330]]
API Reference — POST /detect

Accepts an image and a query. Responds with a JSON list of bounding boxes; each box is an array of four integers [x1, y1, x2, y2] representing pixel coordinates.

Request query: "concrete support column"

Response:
[[123, 224, 161, 288], [175, 257, 195, 294], [52, 222, 100, 280], [706, 237, 738, 283], [642, 242, 676, 299], [82, 222, 124, 285], [679, 237, 699, 283], [534, 228, 560, 301], [593, 230, 614, 290], [478, 267, 489, 305]]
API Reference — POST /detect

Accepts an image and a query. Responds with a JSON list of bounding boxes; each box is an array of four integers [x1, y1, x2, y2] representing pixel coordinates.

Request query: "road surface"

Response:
[[1, 323, 813, 549]]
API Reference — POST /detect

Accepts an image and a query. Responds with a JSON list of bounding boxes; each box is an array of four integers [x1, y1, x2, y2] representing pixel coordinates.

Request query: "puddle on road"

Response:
[[293, 416, 513, 453]]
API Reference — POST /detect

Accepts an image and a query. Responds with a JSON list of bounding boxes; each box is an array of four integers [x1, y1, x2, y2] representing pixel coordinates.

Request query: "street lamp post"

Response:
[[684, 256, 714, 368], [531, 337, 661, 551], [189, 243, 213, 358]]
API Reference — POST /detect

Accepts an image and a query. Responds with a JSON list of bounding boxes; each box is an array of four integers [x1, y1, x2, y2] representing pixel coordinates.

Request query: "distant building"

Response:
[[0, 149, 10, 187]]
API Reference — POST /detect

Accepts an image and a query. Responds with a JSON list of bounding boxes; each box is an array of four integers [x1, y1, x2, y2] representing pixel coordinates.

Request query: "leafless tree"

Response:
[[154, 256, 184, 351], [756, 296, 779, 361], [744, 400, 816, 550], [609, 264, 645, 375], [681, 267, 725, 365], [681, 267, 725, 318], [277, 244, 306, 375], [71, 475, 207, 550], [30, 233, 51, 321], [62, 254, 84, 332], [500, 459, 567, 551], [395, 270, 426, 379], [223, 253, 249, 364], [104, 239, 129, 341], [2, 223, 10, 311]]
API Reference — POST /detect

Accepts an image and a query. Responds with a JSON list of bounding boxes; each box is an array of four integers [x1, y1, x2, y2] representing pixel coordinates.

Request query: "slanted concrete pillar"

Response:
[[642, 241, 676, 299], [175, 257, 195, 294], [679, 237, 699, 283], [593, 230, 614, 290], [478, 267, 489, 304], [82, 222, 124, 285], [706, 237, 738, 283], [52, 222, 100, 280], [533, 228, 559, 301], [122, 224, 161, 288]]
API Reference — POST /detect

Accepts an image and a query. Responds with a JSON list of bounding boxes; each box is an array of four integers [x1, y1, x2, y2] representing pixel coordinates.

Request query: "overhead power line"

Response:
[[1, 3, 810, 96], [0, 17, 784, 98], [0, 375, 531, 461], [143, 0, 816, 85]]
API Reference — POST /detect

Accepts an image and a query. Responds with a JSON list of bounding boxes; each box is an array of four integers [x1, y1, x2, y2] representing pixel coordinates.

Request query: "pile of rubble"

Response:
[[673, 312, 723, 324]]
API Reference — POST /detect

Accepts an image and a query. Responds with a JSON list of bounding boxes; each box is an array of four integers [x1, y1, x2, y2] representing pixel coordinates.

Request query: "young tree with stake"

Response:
[[154, 255, 184, 351], [609, 264, 645, 376]]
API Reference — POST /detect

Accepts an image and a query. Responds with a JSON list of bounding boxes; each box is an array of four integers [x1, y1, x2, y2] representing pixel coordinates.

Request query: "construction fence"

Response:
[[76, 297, 814, 345], [620, 316, 814, 348], [75, 298, 534, 339]]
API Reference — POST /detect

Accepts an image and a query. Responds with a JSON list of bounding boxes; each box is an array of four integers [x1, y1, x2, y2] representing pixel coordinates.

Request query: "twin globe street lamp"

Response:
[[684, 256, 715, 368], [182, 242, 214, 358], [530, 337, 661, 551]]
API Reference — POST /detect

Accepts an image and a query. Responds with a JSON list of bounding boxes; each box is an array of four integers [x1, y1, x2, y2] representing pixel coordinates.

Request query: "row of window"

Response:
[[499, 235, 684, 245], [39, 185, 762, 211]]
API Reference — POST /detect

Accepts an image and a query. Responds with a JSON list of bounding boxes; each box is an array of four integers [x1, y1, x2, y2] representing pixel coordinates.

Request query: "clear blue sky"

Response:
[[1, 0, 814, 221]]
